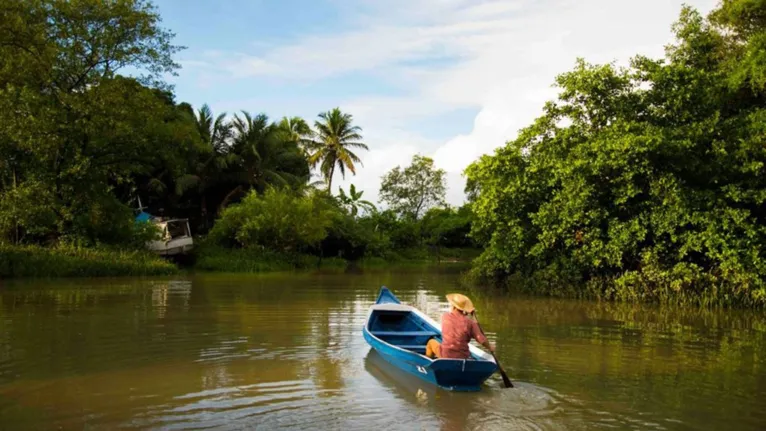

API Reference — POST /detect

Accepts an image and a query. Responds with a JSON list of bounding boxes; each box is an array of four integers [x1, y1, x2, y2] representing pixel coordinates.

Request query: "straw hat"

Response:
[[445, 293, 475, 313]]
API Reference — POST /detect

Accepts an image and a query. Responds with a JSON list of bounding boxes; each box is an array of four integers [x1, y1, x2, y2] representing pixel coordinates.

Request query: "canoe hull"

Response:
[[362, 287, 498, 392], [362, 328, 441, 387]]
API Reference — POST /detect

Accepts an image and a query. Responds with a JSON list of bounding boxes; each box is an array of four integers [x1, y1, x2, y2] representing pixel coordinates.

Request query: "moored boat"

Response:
[[134, 196, 193, 256], [362, 286, 498, 391]]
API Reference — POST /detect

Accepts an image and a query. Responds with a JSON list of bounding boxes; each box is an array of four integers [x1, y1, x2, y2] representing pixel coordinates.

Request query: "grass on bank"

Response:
[[0, 242, 481, 278], [194, 243, 481, 273], [0, 244, 178, 278], [194, 245, 347, 273]]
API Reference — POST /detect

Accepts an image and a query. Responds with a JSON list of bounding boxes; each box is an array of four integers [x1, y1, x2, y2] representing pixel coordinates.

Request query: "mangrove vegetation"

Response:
[[464, 0, 766, 307]]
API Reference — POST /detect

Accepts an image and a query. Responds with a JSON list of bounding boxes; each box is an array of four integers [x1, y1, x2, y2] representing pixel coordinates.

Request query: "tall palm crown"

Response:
[[231, 111, 309, 195], [195, 104, 233, 155], [276, 116, 314, 153], [174, 104, 236, 229], [306, 108, 369, 191]]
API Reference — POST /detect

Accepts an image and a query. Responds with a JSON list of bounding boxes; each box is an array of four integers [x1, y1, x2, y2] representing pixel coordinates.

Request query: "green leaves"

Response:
[[305, 108, 368, 191], [379, 154, 447, 220], [337, 184, 376, 217], [0, 0, 188, 245], [465, 0, 766, 307], [209, 187, 336, 252], [0, 0, 182, 92]]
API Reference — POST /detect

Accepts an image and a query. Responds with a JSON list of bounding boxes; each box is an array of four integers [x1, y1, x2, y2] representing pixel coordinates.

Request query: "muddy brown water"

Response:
[[1, 268, 764, 430]]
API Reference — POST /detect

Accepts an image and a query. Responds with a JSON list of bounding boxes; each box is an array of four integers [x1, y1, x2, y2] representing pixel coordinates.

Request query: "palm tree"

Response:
[[218, 111, 311, 211], [174, 103, 235, 229], [306, 108, 368, 192], [276, 116, 314, 155], [337, 184, 376, 217], [231, 111, 286, 193]]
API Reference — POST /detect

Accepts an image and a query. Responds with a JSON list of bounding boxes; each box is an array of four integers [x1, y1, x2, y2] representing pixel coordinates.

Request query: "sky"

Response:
[[154, 0, 718, 207]]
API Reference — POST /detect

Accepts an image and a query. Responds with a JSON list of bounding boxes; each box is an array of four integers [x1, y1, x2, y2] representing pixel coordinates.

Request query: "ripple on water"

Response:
[[2, 274, 766, 431], [130, 379, 393, 430]]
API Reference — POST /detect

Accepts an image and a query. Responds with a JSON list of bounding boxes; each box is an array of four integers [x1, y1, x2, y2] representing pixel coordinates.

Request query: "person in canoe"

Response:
[[425, 293, 495, 359]]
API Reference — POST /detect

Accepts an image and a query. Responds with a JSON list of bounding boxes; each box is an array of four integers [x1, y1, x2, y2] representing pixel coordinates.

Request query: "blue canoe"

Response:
[[362, 286, 499, 392]]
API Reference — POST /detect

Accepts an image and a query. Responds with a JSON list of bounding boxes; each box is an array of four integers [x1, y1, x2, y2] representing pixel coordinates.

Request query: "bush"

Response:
[[208, 187, 336, 252]]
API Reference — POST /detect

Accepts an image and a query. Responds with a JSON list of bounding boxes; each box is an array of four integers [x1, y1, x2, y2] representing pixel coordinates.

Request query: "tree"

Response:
[[379, 154, 446, 220], [306, 108, 368, 191], [337, 184, 376, 217], [464, 1, 766, 307], [225, 111, 310, 207], [0, 0, 185, 244], [174, 104, 236, 230], [421, 206, 474, 249], [209, 187, 336, 252], [276, 116, 314, 155]]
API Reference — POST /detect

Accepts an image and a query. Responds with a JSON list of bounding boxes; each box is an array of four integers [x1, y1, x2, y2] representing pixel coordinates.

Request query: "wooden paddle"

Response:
[[473, 312, 514, 388]]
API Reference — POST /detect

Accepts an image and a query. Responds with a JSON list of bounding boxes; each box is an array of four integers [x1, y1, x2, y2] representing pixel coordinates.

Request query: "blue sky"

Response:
[[154, 0, 717, 206]]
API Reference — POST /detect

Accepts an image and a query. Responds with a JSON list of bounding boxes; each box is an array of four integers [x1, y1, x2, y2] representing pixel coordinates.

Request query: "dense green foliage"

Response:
[[8, 0, 762, 310], [208, 187, 336, 252], [0, 0, 347, 247], [204, 185, 477, 268], [380, 154, 447, 219], [465, 1, 766, 307], [0, 0, 188, 246], [337, 184, 375, 217], [0, 0, 474, 278]]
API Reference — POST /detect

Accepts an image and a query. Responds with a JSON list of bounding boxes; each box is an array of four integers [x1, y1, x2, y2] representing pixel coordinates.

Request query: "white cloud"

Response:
[[331, 128, 436, 205], [189, 0, 720, 207]]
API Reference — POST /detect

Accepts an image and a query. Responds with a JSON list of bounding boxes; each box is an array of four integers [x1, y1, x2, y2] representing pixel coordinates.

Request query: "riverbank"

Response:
[[463, 269, 766, 309], [0, 244, 178, 278], [194, 244, 480, 273], [0, 244, 480, 279], [4, 243, 765, 309]]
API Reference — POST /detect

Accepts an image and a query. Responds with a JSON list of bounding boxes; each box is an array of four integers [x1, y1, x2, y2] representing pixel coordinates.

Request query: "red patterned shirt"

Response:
[[439, 310, 487, 359]]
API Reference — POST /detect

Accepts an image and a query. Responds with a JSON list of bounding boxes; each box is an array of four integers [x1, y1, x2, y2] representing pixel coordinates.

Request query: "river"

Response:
[[0, 267, 764, 430]]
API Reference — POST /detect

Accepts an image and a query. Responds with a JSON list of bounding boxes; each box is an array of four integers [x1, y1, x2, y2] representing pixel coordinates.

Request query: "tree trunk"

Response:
[[327, 162, 336, 192], [218, 185, 244, 215], [201, 194, 208, 232]]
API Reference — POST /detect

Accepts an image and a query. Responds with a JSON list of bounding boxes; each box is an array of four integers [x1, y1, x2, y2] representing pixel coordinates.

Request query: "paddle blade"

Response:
[[474, 312, 514, 389], [498, 365, 514, 388]]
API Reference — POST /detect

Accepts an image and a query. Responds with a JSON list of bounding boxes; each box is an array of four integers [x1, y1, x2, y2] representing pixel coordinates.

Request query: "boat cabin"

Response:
[[134, 196, 194, 256], [147, 218, 193, 256]]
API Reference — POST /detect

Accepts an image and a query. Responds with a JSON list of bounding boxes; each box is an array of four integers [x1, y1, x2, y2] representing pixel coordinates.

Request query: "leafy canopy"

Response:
[[465, 0, 766, 307], [0, 0, 189, 245], [379, 154, 447, 220], [209, 187, 336, 252]]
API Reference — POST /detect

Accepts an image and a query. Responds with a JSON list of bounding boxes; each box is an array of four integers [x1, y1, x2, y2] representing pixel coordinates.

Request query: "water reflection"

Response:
[[0, 271, 764, 430], [151, 280, 192, 318]]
